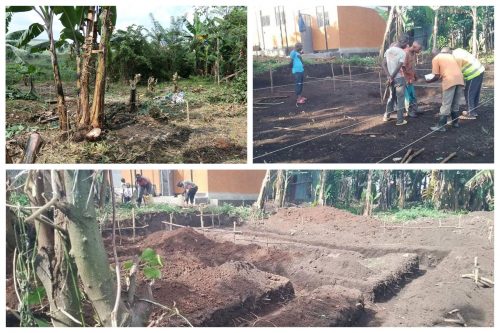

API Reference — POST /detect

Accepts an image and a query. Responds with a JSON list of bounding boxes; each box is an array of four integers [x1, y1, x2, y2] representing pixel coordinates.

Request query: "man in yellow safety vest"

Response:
[[452, 48, 485, 119]]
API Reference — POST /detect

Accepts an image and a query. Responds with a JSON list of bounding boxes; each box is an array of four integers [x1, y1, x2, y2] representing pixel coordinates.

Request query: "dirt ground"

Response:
[[253, 63, 494, 163], [6, 81, 246, 164], [98, 206, 494, 327]]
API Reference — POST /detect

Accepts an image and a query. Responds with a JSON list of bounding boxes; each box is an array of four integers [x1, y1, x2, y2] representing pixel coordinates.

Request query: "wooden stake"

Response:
[[211, 214, 214, 228], [269, 67, 274, 94], [440, 152, 457, 163], [186, 100, 190, 123], [233, 222, 236, 244], [330, 63, 336, 92], [405, 148, 425, 163], [348, 64, 352, 87], [341, 63, 344, 76], [379, 71, 383, 104], [474, 256, 479, 284], [400, 148, 413, 163], [132, 208, 136, 240], [200, 207, 204, 231], [169, 213, 173, 231]]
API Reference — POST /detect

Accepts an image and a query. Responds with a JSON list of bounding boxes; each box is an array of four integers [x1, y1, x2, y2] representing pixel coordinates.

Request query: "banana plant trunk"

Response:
[[48, 22, 69, 131], [90, 7, 113, 129], [79, 6, 96, 128]]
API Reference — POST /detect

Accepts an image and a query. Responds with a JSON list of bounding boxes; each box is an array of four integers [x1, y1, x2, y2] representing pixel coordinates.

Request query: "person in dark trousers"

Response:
[[403, 41, 423, 117], [135, 174, 152, 207], [382, 35, 410, 125], [177, 180, 198, 206], [290, 42, 306, 105], [426, 47, 464, 132], [452, 48, 485, 119]]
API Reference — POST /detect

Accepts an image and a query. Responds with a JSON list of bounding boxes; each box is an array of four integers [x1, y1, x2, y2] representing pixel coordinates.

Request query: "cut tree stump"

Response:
[[22, 132, 43, 164], [86, 127, 102, 141]]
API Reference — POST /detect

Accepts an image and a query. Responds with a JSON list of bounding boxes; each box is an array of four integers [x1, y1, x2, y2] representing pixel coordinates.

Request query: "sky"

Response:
[[8, 5, 194, 38]]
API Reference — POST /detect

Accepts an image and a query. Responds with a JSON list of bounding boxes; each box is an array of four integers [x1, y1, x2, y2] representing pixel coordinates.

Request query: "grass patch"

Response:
[[375, 206, 467, 223], [101, 202, 253, 222]]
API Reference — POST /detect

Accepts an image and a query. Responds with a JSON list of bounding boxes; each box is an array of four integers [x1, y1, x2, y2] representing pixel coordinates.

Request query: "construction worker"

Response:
[[452, 48, 485, 119], [426, 47, 464, 132], [382, 35, 409, 125], [120, 178, 132, 203], [177, 180, 198, 206], [290, 42, 306, 105], [403, 41, 423, 117], [135, 174, 153, 207]]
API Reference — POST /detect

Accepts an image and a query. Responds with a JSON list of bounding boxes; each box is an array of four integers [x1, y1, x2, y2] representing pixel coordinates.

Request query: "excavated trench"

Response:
[[107, 225, 451, 327]]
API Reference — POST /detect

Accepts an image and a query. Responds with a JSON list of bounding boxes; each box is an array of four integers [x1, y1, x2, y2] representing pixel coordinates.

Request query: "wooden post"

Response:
[[211, 214, 215, 228], [186, 100, 190, 123], [132, 208, 136, 240], [341, 63, 344, 76], [474, 257, 479, 284], [269, 67, 274, 94], [330, 63, 336, 92], [348, 64, 352, 87], [379, 71, 383, 104], [169, 213, 173, 231], [200, 206, 204, 232], [233, 222, 236, 244]]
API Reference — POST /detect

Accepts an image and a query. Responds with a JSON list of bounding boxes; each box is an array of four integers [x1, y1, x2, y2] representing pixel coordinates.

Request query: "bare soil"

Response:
[[6, 206, 493, 327], [253, 63, 494, 163], [110, 206, 494, 327], [6, 82, 246, 164]]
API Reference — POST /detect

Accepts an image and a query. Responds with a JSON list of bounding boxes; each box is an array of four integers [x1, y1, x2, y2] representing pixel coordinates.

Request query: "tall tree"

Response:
[[274, 170, 285, 207], [363, 170, 373, 216], [7, 6, 69, 130]]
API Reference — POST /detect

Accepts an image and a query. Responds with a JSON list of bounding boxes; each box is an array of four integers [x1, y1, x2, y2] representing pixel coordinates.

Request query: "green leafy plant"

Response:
[[124, 248, 163, 280]]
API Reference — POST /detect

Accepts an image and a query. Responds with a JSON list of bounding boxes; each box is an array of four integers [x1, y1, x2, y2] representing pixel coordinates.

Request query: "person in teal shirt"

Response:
[[290, 43, 306, 104]]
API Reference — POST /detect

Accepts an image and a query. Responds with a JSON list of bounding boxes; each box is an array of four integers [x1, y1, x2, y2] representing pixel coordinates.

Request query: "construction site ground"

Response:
[[87, 206, 493, 326], [6, 80, 246, 164], [253, 63, 494, 163]]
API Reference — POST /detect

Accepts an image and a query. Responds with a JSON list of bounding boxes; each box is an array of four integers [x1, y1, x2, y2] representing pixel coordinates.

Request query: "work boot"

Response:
[[408, 111, 418, 118], [430, 116, 447, 132], [450, 111, 459, 128]]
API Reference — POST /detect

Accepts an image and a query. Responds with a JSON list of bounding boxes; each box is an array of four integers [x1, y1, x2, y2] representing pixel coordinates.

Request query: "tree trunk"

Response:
[[432, 7, 440, 50], [26, 171, 80, 327], [22, 132, 43, 164], [282, 170, 289, 207], [57, 170, 130, 327], [78, 6, 95, 128], [363, 170, 373, 216], [471, 7, 478, 56], [398, 171, 405, 209], [99, 171, 108, 209], [47, 19, 68, 131], [256, 170, 270, 210], [90, 7, 113, 129], [379, 170, 389, 211], [379, 6, 395, 59], [317, 170, 326, 206], [274, 170, 285, 207]]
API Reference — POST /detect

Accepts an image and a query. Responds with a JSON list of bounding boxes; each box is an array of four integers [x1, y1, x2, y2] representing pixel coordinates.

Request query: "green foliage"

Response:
[[108, 7, 246, 85], [375, 206, 462, 222], [6, 124, 40, 138], [8, 191, 30, 206], [124, 248, 163, 280], [334, 56, 379, 67], [23, 287, 46, 305]]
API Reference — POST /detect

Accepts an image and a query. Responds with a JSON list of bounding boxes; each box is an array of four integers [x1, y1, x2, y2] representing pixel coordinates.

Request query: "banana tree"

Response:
[[6, 6, 70, 131], [184, 13, 209, 75]]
